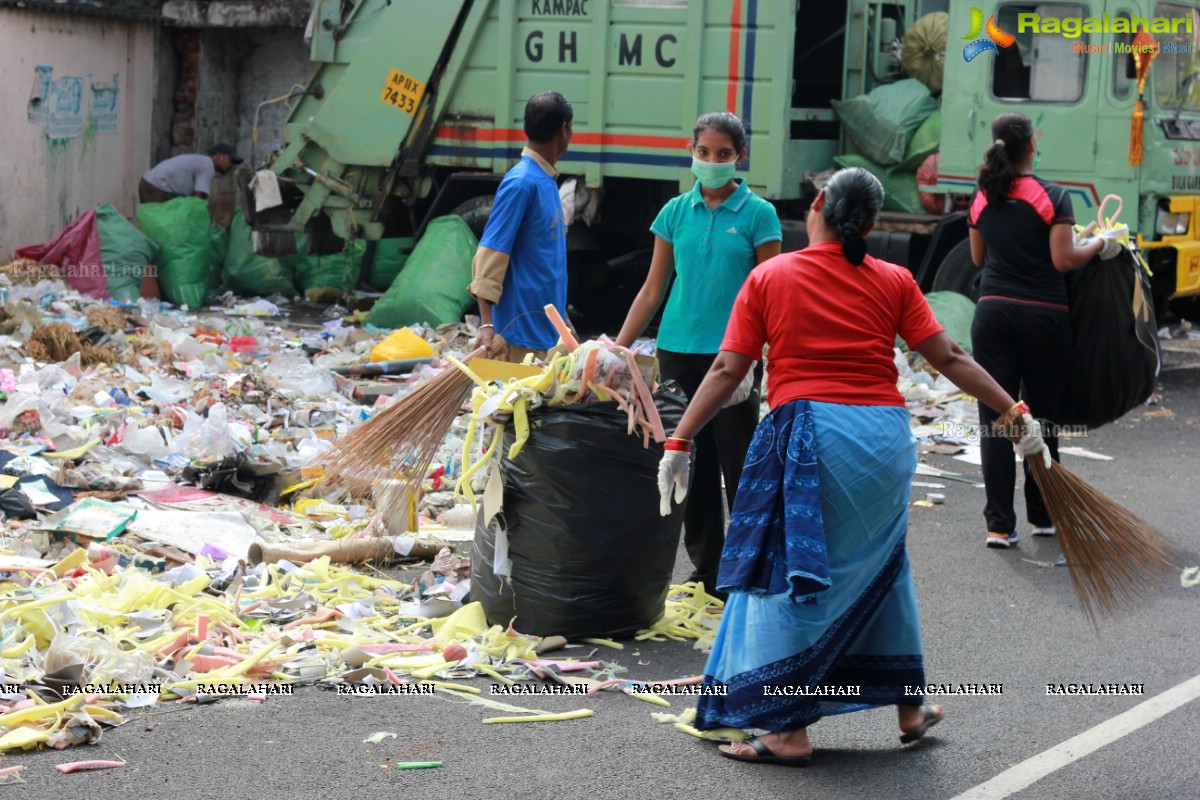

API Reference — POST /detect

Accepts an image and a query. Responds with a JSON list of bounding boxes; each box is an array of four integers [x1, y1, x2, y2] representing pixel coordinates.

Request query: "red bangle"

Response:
[[664, 438, 691, 453]]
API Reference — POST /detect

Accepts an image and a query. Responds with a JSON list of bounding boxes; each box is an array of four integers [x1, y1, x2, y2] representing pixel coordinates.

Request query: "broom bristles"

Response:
[[1027, 457, 1183, 625], [312, 348, 483, 525]]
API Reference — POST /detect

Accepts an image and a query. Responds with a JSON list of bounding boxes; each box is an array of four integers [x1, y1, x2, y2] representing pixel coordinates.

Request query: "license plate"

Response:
[[381, 69, 426, 116]]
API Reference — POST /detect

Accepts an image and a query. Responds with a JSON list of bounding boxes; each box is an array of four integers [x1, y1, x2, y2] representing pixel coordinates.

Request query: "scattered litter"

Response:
[[1059, 447, 1114, 461], [363, 732, 399, 744], [1182, 566, 1200, 588], [396, 761, 443, 770], [54, 758, 127, 774], [914, 463, 985, 486], [0, 764, 26, 783]]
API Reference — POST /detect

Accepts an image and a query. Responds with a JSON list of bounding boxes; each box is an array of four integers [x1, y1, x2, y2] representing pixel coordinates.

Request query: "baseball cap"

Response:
[[207, 143, 244, 164]]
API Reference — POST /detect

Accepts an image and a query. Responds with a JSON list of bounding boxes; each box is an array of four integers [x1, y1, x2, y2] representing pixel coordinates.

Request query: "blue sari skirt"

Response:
[[695, 400, 926, 732]]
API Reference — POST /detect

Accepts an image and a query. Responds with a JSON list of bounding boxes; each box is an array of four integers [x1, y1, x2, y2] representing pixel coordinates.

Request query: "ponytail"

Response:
[[979, 112, 1034, 206], [821, 167, 884, 266]]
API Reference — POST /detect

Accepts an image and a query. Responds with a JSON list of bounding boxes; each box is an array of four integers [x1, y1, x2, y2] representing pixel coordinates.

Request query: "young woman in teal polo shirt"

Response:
[[615, 111, 782, 597]]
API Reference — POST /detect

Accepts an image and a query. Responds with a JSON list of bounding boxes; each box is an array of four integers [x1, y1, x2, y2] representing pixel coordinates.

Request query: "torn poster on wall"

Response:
[[27, 66, 120, 138], [89, 76, 120, 134]]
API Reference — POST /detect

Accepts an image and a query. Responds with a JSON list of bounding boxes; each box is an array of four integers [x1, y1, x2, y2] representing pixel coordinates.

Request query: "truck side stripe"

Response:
[[742, 0, 757, 167], [728, 0, 742, 114], [435, 126, 688, 150], [429, 144, 691, 168]]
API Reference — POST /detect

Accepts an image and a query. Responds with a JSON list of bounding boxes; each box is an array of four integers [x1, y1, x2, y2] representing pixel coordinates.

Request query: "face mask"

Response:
[[691, 157, 738, 189], [1032, 150, 1041, 170]]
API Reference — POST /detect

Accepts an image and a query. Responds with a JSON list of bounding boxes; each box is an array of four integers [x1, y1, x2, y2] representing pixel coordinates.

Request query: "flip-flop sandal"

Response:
[[899, 704, 944, 744], [718, 736, 811, 767]]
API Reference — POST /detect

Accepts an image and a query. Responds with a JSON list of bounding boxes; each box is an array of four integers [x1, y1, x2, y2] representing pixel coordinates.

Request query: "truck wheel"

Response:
[[931, 239, 982, 301], [452, 195, 495, 240]]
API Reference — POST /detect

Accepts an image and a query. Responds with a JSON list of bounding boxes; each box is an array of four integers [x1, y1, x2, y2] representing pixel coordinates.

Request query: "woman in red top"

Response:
[[656, 168, 1050, 765], [968, 112, 1116, 548]]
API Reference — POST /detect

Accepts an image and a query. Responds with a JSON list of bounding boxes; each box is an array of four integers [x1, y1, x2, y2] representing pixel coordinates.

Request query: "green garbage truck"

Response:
[[247, 0, 1200, 320]]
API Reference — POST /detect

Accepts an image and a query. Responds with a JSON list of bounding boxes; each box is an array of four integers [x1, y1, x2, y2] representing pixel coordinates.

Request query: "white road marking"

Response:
[[948, 673, 1200, 800]]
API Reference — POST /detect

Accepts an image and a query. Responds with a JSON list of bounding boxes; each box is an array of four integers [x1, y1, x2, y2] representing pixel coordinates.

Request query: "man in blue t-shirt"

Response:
[[468, 92, 574, 361]]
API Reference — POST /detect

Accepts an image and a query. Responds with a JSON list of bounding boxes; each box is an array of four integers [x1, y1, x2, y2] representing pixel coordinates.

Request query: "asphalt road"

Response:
[[3, 356, 1198, 800]]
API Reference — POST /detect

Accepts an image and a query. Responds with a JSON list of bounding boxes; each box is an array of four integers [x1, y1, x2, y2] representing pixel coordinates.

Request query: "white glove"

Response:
[[1013, 413, 1052, 469], [658, 450, 691, 516], [723, 368, 757, 408], [1098, 237, 1122, 261]]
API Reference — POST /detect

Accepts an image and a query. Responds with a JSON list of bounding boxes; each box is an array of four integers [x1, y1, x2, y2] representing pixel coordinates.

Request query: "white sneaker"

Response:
[[986, 531, 1019, 548], [1032, 526, 1056, 537]]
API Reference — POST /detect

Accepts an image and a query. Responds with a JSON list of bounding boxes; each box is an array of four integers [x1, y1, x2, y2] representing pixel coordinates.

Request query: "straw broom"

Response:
[[1001, 406, 1184, 623], [312, 347, 485, 525]]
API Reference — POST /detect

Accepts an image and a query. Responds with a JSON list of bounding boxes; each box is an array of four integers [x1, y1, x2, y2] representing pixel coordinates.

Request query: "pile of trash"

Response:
[[0, 264, 722, 756]]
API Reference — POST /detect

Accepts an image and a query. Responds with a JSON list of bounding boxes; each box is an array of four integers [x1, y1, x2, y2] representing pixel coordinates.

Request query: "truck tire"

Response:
[[452, 195, 495, 240], [931, 239, 982, 301]]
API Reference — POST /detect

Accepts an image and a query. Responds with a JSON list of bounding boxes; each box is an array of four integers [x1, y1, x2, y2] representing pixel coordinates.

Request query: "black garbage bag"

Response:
[[471, 385, 688, 639], [0, 488, 37, 519], [1059, 249, 1161, 429], [180, 453, 287, 504]]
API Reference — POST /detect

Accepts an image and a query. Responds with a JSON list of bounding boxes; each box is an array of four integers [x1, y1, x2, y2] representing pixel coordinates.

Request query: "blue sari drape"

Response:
[[696, 400, 926, 732]]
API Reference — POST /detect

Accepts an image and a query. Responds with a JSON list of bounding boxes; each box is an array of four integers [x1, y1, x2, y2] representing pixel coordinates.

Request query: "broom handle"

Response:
[[331, 357, 437, 376]]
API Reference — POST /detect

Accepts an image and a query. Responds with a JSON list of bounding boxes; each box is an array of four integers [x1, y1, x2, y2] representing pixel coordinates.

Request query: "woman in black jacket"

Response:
[[968, 112, 1118, 549]]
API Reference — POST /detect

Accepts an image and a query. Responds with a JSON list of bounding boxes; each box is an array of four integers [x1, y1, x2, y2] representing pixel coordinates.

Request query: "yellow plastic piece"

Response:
[[0, 726, 50, 750], [41, 438, 102, 460], [0, 695, 84, 727], [507, 397, 529, 460], [626, 691, 670, 707], [428, 602, 488, 638], [51, 548, 87, 576], [674, 722, 748, 742], [421, 681, 480, 694], [370, 327, 434, 362], [580, 638, 624, 650]]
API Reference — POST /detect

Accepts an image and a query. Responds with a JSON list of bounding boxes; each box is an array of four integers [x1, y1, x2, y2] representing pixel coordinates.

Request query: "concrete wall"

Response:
[[192, 26, 312, 224], [0, 9, 158, 260], [233, 28, 314, 165]]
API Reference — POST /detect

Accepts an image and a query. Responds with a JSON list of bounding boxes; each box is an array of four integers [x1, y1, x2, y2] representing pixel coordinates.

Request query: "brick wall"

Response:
[[170, 30, 200, 150]]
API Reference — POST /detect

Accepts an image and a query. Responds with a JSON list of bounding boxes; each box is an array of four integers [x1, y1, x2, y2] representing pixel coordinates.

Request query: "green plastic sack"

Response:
[[95, 204, 156, 302], [901, 12, 949, 95], [223, 209, 299, 298], [136, 197, 214, 308], [833, 154, 924, 215], [924, 291, 976, 354], [832, 79, 939, 166], [899, 110, 941, 171], [364, 216, 478, 329], [293, 238, 364, 295], [367, 237, 414, 291]]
